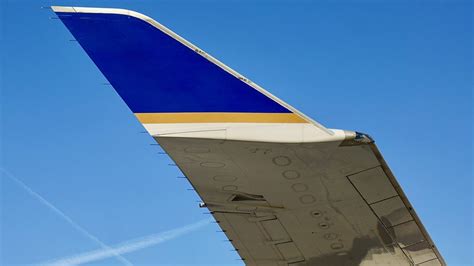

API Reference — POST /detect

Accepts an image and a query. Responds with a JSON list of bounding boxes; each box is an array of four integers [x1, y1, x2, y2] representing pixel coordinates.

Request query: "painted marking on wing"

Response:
[[134, 113, 308, 123]]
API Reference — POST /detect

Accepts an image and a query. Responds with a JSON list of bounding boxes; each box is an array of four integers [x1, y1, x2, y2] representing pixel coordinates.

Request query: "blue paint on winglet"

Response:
[[56, 12, 291, 113]]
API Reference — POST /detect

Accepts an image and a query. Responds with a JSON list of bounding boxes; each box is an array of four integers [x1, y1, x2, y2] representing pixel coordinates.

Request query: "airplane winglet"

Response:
[[52, 7, 330, 125]]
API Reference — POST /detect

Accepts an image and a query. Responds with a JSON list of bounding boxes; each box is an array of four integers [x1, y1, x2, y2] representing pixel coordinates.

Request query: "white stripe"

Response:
[[0, 169, 134, 266], [40, 219, 212, 266], [143, 123, 346, 143]]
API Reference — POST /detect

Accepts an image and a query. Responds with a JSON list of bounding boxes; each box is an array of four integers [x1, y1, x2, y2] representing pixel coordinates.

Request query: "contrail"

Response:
[[41, 218, 212, 266], [0, 168, 134, 266]]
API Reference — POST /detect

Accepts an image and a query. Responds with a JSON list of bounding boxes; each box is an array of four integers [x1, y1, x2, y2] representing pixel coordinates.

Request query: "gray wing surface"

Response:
[[156, 136, 445, 266]]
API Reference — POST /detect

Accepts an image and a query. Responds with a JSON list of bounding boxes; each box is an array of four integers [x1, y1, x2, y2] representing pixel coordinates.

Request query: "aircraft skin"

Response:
[[52, 6, 445, 266]]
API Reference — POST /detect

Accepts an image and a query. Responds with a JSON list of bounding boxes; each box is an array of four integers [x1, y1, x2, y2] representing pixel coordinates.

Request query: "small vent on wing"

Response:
[[231, 192, 266, 202]]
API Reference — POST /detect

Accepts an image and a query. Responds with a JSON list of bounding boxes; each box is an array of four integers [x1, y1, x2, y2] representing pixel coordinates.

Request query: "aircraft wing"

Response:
[[52, 6, 445, 265]]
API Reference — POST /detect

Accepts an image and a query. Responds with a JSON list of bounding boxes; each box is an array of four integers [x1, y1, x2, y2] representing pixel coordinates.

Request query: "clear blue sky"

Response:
[[1, 0, 472, 265]]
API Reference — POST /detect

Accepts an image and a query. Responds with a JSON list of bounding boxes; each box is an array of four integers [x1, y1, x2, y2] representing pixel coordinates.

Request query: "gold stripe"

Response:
[[134, 112, 308, 124]]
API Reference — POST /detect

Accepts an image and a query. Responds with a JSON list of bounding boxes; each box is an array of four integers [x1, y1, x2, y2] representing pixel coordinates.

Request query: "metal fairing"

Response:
[[52, 6, 445, 265]]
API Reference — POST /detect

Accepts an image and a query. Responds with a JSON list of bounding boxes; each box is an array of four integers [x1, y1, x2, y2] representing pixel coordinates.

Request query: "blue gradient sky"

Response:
[[1, 0, 472, 265]]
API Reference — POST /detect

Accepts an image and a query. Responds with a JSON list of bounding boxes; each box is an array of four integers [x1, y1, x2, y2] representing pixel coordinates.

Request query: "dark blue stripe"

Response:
[[56, 12, 291, 113]]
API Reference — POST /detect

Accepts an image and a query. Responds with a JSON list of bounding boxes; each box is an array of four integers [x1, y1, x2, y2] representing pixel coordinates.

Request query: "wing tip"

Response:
[[51, 5, 332, 135], [51, 6, 72, 13]]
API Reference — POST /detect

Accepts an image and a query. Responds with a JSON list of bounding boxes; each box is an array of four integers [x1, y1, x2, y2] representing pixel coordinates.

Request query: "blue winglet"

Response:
[[54, 7, 292, 114]]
